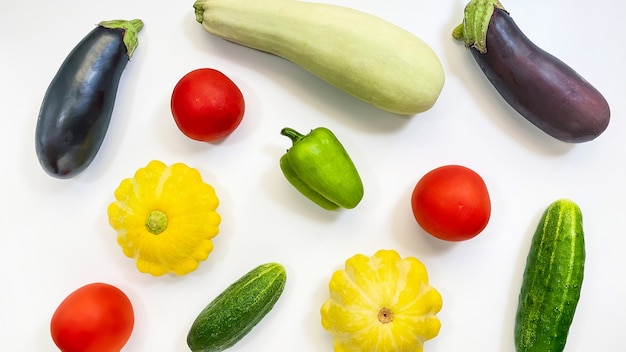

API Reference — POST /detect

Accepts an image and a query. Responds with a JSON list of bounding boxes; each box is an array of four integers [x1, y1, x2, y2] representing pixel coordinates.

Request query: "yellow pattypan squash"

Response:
[[107, 160, 221, 276], [320, 249, 442, 352]]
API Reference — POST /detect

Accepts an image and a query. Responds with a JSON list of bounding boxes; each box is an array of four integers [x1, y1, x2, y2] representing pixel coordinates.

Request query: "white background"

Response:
[[1, 0, 624, 351]]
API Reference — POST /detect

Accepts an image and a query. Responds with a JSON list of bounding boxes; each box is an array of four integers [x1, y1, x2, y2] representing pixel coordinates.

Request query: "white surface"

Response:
[[1, 0, 624, 351]]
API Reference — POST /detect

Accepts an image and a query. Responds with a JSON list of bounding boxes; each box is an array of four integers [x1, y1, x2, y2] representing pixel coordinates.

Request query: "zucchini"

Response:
[[187, 262, 287, 352], [193, 0, 444, 115], [515, 199, 585, 352], [35, 19, 143, 178]]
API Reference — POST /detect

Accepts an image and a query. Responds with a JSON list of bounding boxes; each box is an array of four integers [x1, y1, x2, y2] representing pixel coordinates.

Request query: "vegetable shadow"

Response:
[[500, 208, 543, 352], [183, 19, 413, 137], [440, 4, 574, 157], [389, 183, 456, 255], [308, 269, 336, 350], [260, 144, 345, 224]]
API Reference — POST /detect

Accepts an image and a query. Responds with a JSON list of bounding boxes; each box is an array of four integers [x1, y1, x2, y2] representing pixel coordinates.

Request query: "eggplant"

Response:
[[35, 19, 143, 178], [452, 0, 610, 143]]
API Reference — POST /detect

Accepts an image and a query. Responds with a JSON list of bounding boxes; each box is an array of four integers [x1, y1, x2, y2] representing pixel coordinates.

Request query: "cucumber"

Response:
[[187, 263, 287, 352], [193, 0, 444, 115], [515, 199, 585, 352]]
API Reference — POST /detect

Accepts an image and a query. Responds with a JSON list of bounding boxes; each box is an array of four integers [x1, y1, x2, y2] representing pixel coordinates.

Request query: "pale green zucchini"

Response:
[[193, 0, 445, 115], [515, 199, 585, 352]]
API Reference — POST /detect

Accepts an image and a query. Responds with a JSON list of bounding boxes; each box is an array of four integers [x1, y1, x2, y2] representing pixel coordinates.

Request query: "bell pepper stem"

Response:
[[280, 127, 305, 145]]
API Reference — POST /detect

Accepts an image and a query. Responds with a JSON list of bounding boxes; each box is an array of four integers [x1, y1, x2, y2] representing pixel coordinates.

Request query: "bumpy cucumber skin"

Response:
[[194, 0, 444, 115], [187, 263, 286, 352], [515, 199, 585, 352]]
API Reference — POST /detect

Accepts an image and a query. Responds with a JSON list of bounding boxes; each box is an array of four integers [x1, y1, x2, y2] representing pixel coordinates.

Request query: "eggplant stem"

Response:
[[452, 0, 506, 53], [98, 19, 145, 59]]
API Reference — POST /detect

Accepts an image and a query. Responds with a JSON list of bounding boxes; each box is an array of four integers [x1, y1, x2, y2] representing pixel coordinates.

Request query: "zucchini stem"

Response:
[[193, 0, 205, 23]]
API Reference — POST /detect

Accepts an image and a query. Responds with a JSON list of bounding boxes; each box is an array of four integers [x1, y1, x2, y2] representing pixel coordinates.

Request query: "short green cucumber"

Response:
[[193, 0, 444, 115], [515, 199, 585, 352], [187, 262, 287, 352]]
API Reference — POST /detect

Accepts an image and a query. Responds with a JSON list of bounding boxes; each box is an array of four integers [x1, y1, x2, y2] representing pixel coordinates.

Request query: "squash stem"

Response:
[[193, 0, 206, 23], [146, 210, 168, 235]]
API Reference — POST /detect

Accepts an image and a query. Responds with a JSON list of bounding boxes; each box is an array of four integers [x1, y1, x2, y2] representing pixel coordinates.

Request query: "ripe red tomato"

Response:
[[171, 68, 245, 142], [50, 283, 134, 352], [411, 165, 491, 241]]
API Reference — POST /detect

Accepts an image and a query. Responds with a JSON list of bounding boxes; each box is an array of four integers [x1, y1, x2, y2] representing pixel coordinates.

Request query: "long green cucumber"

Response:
[[193, 0, 444, 115], [515, 199, 585, 352], [187, 263, 287, 352]]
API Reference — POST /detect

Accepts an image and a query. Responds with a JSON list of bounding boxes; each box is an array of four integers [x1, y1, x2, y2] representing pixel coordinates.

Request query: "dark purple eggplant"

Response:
[[35, 19, 143, 178], [452, 1, 610, 143]]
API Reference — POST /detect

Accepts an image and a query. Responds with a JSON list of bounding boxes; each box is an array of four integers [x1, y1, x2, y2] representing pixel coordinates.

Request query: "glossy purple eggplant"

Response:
[[453, 1, 610, 143], [35, 19, 143, 178]]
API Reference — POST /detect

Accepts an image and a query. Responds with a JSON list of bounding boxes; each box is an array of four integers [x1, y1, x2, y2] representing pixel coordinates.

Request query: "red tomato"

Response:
[[50, 283, 134, 352], [171, 68, 245, 142], [411, 165, 491, 241]]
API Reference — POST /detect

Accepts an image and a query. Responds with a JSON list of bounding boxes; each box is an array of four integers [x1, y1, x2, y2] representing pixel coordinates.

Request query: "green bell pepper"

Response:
[[280, 127, 364, 210]]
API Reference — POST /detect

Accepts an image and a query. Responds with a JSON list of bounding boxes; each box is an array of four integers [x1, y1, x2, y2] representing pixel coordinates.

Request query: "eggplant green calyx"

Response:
[[98, 19, 144, 59], [452, 0, 506, 53], [279, 127, 364, 211]]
